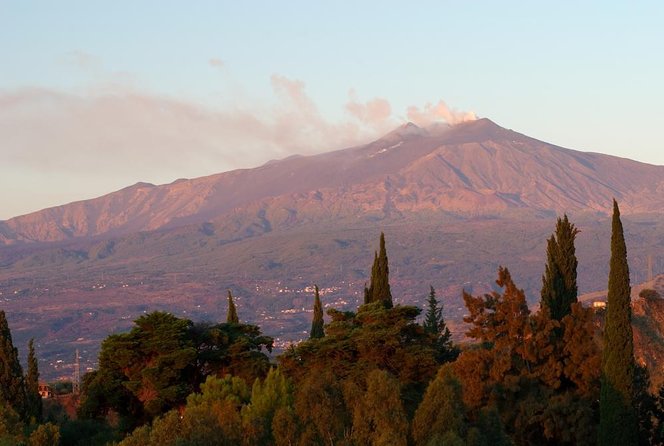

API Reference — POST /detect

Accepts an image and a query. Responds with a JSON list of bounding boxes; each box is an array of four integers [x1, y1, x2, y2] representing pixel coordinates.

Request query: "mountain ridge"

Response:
[[2, 118, 664, 245]]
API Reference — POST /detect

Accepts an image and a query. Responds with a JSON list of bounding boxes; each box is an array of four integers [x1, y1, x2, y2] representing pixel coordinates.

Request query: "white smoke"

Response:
[[406, 100, 477, 126]]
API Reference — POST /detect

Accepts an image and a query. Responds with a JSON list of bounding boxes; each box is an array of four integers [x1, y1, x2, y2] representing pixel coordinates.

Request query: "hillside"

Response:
[[1, 119, 663, 380]]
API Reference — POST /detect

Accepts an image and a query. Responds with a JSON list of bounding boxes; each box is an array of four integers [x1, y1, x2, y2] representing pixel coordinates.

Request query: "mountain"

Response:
[[1, 118, 664, 380], [2, 118, 664, 245]]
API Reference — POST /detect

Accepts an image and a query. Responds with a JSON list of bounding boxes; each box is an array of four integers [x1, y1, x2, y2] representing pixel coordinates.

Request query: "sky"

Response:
[[1, 1, 663, 219]]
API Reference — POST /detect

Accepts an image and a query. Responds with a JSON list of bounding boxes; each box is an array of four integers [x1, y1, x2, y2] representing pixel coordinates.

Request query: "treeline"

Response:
[[1, 201, 664, 445]]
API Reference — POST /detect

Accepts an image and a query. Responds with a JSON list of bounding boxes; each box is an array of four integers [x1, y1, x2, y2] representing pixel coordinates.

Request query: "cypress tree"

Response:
[[226, 290, 239, 324], [540, 214, 579, 321], [366, 232, 393, 308], [0, 310, 26, 417], [599, 200, 637, 446], [310, 285, 324, 339], [26, 338, 42, 422]]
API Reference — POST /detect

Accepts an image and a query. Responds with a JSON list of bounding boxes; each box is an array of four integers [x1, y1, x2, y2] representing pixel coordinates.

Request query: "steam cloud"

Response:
[[406, 100, 477, 126]]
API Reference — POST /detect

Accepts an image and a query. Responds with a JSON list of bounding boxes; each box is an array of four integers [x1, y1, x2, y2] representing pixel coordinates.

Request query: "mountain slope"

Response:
[[2, 118, 664, 246]]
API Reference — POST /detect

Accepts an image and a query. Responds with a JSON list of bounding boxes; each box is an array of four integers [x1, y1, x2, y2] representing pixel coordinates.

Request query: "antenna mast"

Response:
[[73, 349, 80, 394]]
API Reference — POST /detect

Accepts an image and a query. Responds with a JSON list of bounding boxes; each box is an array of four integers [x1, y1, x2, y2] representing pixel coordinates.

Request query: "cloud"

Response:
[[406, 100, 477, 126], [60, 50, 101, 71], [209, 58, 225, 69], [345, 89, 394, 130]]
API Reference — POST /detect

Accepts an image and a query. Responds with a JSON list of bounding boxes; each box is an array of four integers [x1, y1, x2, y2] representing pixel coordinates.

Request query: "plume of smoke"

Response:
[[345, 89, 394, 130], [407, 100, 477, 126], [209, 58, 225, 68]]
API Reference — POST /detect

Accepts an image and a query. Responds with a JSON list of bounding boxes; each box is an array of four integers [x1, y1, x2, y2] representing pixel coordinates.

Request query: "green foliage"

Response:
[[79, 311, 272, 428], [57, 418, 119, 446], [227, 290, 239, 324], [186, 374, 250, 407], [540, 215, 579, 321], [0, 311, 26, 419], [0, 401, 23, 445], [191, 320, 273, 384], [25, 339, 42, 423], [423, 286, 458, 363], [27, 422, 60, 446], [291, 368, 351, 445], [310, 285, 324, 339], [242, 367, 293, 445], [280, 301, 440, 416], [412, 364, 467, 446], [365, 232, 393, 308], [600, 200, 638, 446], [351, 369, 408, 446]]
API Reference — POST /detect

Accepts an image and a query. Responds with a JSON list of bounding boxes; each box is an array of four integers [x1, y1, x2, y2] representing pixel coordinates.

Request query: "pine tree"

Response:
[[423, 286, 455, 362], [226, 290, 239, 324], [540, 214, 579, 321], [0, 310, 26, 417], [310, 285, 324, 339], [366, 232, 393, 308], [599, 200, 637, 446], [424, 286, 443, 334], [26, 338, 42, 422]]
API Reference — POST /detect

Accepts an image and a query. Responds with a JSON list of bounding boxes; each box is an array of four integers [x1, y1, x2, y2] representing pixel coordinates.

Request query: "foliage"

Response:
[[364, 232, 393, 308], [412, 364, 467, 445], [350, 369, 408, 446], [227, 290, 239, 324], [25, 339, 42, 423], [540, 215, 579, 321], [242, 367, 293, 445], [280, 301, 440, 416], [26, 422, 60, 446], [423, 286, 458, 362], [0, 311, 26, 419], [79, 311, 272, 428], [457, 267, 601, 445], [599, 200, 638, 446], [310, 285, 324, 339]]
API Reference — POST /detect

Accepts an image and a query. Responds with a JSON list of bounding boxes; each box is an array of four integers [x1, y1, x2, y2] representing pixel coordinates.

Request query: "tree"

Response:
[[310, 285, 324, 339], [412, 364, 467, 445], [25, 339, 42, 422], [242, 367, 293, 445], [227, 290, 239, 324], [599, 200, 638, 446], [351, 369, 408, 446], [423, 286, 457, 362], [80, 311, 273, 428], [540, 215, 579, 321], [27, 422, 60, 446], [0, 311, 26, 418], [364, 233, 393, 308]]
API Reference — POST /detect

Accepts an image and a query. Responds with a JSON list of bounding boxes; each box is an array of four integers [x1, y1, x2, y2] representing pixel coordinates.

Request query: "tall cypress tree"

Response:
[[0, 310, 26, 417], [26, 338, 42, 422], [310, 285, 324, 339], [366, 232, 393, 308], [599, 200, 637, 446], [540, 214, 579, 321], [226, 290, 239, 324]]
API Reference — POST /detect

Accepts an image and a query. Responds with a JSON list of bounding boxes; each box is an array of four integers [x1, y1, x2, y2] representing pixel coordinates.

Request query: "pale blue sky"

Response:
[[1, 1, 663, 219]]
